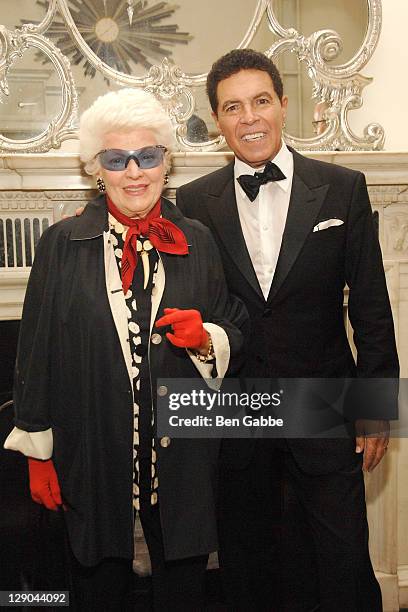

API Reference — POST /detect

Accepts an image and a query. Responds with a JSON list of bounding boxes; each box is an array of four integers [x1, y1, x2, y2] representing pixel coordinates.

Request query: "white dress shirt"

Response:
[[234, 142, 294, 299]]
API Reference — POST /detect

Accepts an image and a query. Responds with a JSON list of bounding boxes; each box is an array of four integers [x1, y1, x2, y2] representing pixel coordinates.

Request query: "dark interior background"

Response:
[[0, 319, 19, 405]]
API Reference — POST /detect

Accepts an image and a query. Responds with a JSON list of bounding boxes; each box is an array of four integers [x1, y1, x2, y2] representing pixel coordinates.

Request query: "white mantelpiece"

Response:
[[2, 150, 408, 190], [1, 150, 407, 611], [1, 150, 408, 322]]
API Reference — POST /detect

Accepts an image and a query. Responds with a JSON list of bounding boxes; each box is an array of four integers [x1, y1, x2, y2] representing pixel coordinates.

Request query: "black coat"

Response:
[[177, 149, 399, 474], [13, 196, 247, 565]]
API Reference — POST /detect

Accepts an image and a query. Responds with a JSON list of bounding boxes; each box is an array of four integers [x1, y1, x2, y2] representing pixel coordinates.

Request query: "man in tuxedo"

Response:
[[176, 49, 399, 611]]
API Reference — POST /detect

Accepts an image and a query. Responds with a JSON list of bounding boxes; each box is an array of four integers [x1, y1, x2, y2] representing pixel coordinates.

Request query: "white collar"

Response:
[[234, 142, 293, 197]]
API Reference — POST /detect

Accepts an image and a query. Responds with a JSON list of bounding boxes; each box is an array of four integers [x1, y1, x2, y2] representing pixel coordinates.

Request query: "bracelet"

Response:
[[194, 335, 215, 363]]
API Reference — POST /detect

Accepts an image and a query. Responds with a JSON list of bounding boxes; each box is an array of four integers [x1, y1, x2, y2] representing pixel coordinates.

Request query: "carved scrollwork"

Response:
[[144, 58, 226, 152], [265, 0, 383, 151], [146, 59, 193, 125], [142, 57, 228, 151], [20, 0, 58, 36], [0, 26, 11, 100], [0, 18, 78, 152], [0, 0, 384, 153], [267, 0, 381, 78]]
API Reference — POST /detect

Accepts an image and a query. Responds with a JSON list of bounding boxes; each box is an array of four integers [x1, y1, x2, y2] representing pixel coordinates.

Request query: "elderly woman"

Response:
[[5, 89, 246, 610]]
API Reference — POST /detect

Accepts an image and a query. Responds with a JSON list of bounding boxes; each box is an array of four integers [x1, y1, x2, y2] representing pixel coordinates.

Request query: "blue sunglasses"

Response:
[[97, 145, 167, 171]]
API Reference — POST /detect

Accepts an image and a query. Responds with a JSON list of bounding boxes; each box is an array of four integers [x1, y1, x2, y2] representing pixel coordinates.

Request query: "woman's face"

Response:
[[99, 128, 166, 218]]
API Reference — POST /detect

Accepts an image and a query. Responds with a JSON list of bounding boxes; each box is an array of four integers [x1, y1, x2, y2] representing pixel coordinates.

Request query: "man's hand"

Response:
[[355, 419, 390, 472], [28, 458, 62, 511], [61, 206, 84, 219], [155, 308, 209, 353]]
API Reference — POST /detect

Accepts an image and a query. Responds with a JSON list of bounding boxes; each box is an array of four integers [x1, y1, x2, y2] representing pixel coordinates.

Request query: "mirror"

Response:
[[0, 47, 63, 140], [273, 0, 369, 140], [0, 0, 383, 153], [2, 0, 49, 31], [277, 0, 368, 65]]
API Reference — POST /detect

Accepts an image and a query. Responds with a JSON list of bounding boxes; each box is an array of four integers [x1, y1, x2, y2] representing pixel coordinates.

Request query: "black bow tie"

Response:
[[237, 161, 286, 202]]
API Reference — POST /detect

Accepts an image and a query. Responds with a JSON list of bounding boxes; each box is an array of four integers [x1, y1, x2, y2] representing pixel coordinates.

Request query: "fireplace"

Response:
[[0, 319, 19, 406]]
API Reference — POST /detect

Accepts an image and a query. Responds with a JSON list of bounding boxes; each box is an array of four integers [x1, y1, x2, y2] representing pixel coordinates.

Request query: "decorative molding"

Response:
[[0, 269, 29, 320], [1, 150, 408, 190], [369, 185, 408, 205], [398, 564, 408, 588], [383, 206, 408, 259], [0, 21, 78, 152], [42, 0, 192, 80], [0, 0, 384, 153], [266, 0, 384, 150], [0, 191, 55, 208], [144, 58, 224, 152], [267, 0, 381, 78], [55, 0, 268, 86], [43, 190, 96, 201]]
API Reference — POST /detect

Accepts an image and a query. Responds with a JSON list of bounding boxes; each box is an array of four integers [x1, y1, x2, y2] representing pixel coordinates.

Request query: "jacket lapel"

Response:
[[267, 152, 330, 302], [206, 163, 263, 299], [103, 231, 134, 387]]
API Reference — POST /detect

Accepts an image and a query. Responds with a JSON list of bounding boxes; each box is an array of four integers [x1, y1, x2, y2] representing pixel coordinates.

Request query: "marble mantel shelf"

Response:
[[1, 150, 408, 191]]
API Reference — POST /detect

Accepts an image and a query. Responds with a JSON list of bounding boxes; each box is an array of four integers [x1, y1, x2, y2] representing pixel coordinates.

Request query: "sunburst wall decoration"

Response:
[[34, 0, 193, 78]]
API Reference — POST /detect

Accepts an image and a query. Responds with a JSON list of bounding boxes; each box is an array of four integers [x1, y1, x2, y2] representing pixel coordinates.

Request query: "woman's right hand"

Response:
[[28, 458, 62, 511]]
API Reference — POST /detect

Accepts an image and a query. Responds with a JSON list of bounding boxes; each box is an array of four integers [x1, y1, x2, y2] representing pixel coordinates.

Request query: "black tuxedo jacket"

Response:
[[177, 149, 399, 473]]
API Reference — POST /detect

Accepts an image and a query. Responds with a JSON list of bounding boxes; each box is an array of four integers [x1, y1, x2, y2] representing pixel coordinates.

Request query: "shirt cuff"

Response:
[[188, 322, 230, 390], [3, 427, 53, 459]]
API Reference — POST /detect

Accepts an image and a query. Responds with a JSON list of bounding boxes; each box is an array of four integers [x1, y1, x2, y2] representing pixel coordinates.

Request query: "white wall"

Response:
[[349, 0, 408, 151]]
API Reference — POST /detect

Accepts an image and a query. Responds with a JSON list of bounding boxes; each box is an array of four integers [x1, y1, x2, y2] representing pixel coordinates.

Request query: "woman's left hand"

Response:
[[155, 308, 209, 352]]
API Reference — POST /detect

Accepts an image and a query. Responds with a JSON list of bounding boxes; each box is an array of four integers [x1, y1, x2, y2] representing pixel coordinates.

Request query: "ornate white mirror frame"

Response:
[[0, 0, 383, 153]]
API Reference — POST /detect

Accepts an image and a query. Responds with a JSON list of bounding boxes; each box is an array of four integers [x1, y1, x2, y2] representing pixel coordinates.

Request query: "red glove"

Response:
[[155, 308, 209, 351], [28, 458, 62, 511]]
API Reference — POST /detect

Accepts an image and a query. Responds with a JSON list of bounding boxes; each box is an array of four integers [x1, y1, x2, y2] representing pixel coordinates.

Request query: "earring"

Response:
[[163, 173, 169, 185], [96, 177, 106, 193]]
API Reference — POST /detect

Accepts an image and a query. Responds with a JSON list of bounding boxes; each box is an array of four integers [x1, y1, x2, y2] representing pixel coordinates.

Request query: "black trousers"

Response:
[[138, 457, 209, 611], [218, 439, 382, 612], [66, 549, 133, 612], [65, 458, 208, 612]]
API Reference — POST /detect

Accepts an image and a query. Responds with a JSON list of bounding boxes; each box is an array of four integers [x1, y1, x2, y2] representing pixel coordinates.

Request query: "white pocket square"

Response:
[[313, 219, 344, 232]]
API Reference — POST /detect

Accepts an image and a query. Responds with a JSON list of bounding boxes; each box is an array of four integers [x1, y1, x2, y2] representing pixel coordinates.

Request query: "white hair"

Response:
[[79, 88, 175, 175]]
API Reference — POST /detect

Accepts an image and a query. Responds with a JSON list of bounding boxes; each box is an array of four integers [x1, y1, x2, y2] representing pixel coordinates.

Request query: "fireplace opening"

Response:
[[0, 320, 20, 406]]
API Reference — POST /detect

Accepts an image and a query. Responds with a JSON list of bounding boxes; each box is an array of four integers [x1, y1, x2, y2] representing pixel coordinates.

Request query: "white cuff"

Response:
[[4, 427, 53, 459], [188, 322, 230, 390]]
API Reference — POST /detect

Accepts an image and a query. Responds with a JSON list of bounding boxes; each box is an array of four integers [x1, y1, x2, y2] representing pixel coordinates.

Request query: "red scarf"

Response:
[[107, 196, 189, 294]]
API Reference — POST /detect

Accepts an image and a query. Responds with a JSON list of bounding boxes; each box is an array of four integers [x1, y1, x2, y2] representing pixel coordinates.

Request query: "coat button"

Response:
[[151, 333, 162, 345], [160, 436, 171, 448], [157, 385, 168, 396], [263, 307, 273, 317]]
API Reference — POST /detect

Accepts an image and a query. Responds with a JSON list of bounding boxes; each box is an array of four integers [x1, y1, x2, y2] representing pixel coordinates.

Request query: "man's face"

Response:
[[213, 69, 288, 168]]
